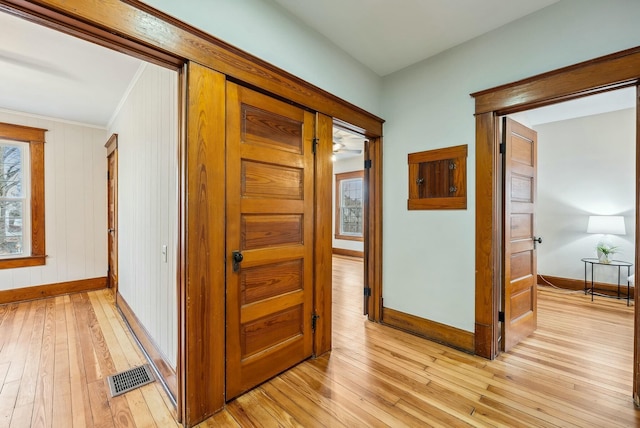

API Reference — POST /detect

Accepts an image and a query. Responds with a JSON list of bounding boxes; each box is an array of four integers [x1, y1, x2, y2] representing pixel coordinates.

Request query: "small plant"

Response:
[[596, 242, 618, 263]]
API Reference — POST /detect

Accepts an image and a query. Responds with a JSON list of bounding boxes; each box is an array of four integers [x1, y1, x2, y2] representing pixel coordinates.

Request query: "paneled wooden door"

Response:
[[106, 134, 118, 293], [226, 83, 315, 399], [502, 117, 538, 352]]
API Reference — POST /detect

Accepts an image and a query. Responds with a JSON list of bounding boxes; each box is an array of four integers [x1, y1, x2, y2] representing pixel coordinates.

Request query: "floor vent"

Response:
[[107, 364, 155, 397]]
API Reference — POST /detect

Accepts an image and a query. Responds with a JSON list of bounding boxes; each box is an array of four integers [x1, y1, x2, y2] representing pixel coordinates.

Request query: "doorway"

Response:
[[498, 89, 637, 352], [106, 134, 118, 293], [472, 47, 640, 400]]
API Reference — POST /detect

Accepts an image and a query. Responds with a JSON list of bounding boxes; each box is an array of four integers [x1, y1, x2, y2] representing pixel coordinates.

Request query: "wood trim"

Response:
[[0, 276, 106, 304], [1, 0, 383, 135], [0, 255, 45, 270], [104, 133, 118, 155], [334, 170, 364, 242], [471, 47, 640, 115], [0, 122, 46, 142], [0, 121, 46, 267], [382, 307, 474, 353], [314, 113, 333, 357], [474, 112, 500, 359], [365, 137, 383, 321], [116, 291, 177, 402], [30, 140, 45, 257], [538, 274, 634, 298], [332, 248, 364, 258], [184, 63, 226, 425], [472, 47, 640, 363]]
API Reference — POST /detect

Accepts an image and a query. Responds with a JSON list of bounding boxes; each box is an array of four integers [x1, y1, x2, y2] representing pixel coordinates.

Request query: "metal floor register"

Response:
[[107, 364, 155, 397]]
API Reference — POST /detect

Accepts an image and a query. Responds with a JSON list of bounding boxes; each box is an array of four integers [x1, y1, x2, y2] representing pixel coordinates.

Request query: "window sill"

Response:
[[0, 255, 46, 270], [335, 234, 364, 242]]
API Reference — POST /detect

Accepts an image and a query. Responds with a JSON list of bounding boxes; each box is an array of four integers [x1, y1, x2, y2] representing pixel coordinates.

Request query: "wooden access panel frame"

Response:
[[471, 47, 640, 401], [0, 1, 385, 426]]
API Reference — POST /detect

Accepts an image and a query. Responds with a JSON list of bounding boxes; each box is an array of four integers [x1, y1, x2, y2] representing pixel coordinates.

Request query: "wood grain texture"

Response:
[[366, 137, 383, 321], [0, 289, 179, 427], [1, 261, 639, 427], [0, 121, 47, 270], [193, 256, 640, 427], [474, 112, 499, 359], [472, 47, 640, 364], [0, 277, 107, 305], [226, 83, 314, 400], [314, 113, 333, 356], [382, 307, 475, 353], [0, 0, 383, 135], [472, 47, 640, 114], [332, 248, 364, 258], [184, 62, 226, 424]]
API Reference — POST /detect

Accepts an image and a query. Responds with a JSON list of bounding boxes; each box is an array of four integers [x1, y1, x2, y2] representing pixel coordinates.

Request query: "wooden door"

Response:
[[502, 117, 538, 352], [226, 83, 315, 399], [106, 134, 118, 293]]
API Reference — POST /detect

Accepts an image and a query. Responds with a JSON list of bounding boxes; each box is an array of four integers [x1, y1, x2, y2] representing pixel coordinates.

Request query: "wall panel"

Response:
[[0, 110, 108, 290], [109, 63, 179, 368]]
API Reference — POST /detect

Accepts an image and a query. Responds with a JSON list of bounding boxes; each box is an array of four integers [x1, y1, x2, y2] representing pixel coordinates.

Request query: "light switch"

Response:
[[162, 245, 168, 263]]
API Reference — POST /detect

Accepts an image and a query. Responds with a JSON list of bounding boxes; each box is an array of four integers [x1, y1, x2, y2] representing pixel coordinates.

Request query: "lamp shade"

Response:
[[586, 215, 626, 235]]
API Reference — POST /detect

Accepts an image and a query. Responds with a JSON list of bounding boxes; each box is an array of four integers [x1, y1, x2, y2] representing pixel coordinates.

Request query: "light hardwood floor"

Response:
[[1, 256, 638, 427]]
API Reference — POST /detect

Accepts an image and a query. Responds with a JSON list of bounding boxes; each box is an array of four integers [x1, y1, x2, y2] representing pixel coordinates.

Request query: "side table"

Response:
[[581, 258, 633, 306]]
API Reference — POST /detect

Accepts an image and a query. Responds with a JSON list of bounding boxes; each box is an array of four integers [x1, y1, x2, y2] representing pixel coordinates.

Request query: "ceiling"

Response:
[[0, 2, 633, 130], [0, 12, 142, 127], [272, 0, 560, 76]]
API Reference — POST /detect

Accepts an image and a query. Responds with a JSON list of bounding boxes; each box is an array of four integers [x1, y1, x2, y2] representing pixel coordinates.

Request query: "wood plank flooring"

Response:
[[201, 256, 639, 427], [1, 256, 638, 427], [0, 290, 178, 428]]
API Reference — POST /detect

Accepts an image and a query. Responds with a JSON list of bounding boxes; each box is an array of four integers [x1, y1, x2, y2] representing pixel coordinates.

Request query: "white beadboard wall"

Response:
[[0, 110, 108, 290], [109, 63, 178, 368]]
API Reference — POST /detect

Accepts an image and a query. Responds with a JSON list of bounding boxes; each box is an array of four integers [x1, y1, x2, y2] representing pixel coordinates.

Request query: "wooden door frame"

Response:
[[0, 0, 384, 425], [105, 134, 118, 295], [471, 46, 640, 400]]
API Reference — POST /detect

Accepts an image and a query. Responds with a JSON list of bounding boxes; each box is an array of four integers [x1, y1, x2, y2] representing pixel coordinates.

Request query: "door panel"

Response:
[[503, 117, 538, 352], [226, 82, 314, 400], [106, 135, 118, 293]]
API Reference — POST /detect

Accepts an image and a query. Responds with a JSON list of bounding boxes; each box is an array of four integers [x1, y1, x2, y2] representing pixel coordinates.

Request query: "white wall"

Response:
[[110, 64, 178, 368], [143, 0, 382, 116], [332, 156, 364, 253], [0, 111, 108, 290], [381, 0, 640, 332], [535, 108, 635, 284]]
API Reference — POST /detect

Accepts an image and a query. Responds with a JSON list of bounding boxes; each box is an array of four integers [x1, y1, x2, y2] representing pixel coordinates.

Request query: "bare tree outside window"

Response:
[[0, 142, 25, 256]]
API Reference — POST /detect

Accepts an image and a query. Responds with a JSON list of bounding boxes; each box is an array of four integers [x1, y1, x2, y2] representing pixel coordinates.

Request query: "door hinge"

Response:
[[107, 171, 110, 180], [364, 287, 371, 297], [364, 159, 372, 169], [498, 311, 505, 322], [312, 138, 319, 154], [499, 142, 506, 154], [311, 313, 320, 331]]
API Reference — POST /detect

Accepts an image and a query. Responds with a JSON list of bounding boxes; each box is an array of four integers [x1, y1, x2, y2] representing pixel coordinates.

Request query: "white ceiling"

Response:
[[272, 0, 560, 76], [510, 87, 637, 127], [0, 12, 143, 127]]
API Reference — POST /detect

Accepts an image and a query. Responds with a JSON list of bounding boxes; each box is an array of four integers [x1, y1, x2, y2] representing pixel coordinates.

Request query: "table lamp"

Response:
[[587, 215, 625, 263]]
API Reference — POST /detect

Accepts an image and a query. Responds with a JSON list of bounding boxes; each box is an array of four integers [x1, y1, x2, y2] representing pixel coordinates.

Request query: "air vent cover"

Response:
[[107, 364, 155, 397]]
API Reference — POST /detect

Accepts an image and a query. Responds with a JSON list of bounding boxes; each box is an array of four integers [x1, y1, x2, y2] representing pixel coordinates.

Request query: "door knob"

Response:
[[533, 236, 542, 249], [232, 251, 243, 272]]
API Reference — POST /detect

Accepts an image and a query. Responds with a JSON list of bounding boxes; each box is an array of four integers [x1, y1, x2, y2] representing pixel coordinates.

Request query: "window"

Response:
[[0, 122, 46, 269], [335, 171, 364, 241]]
